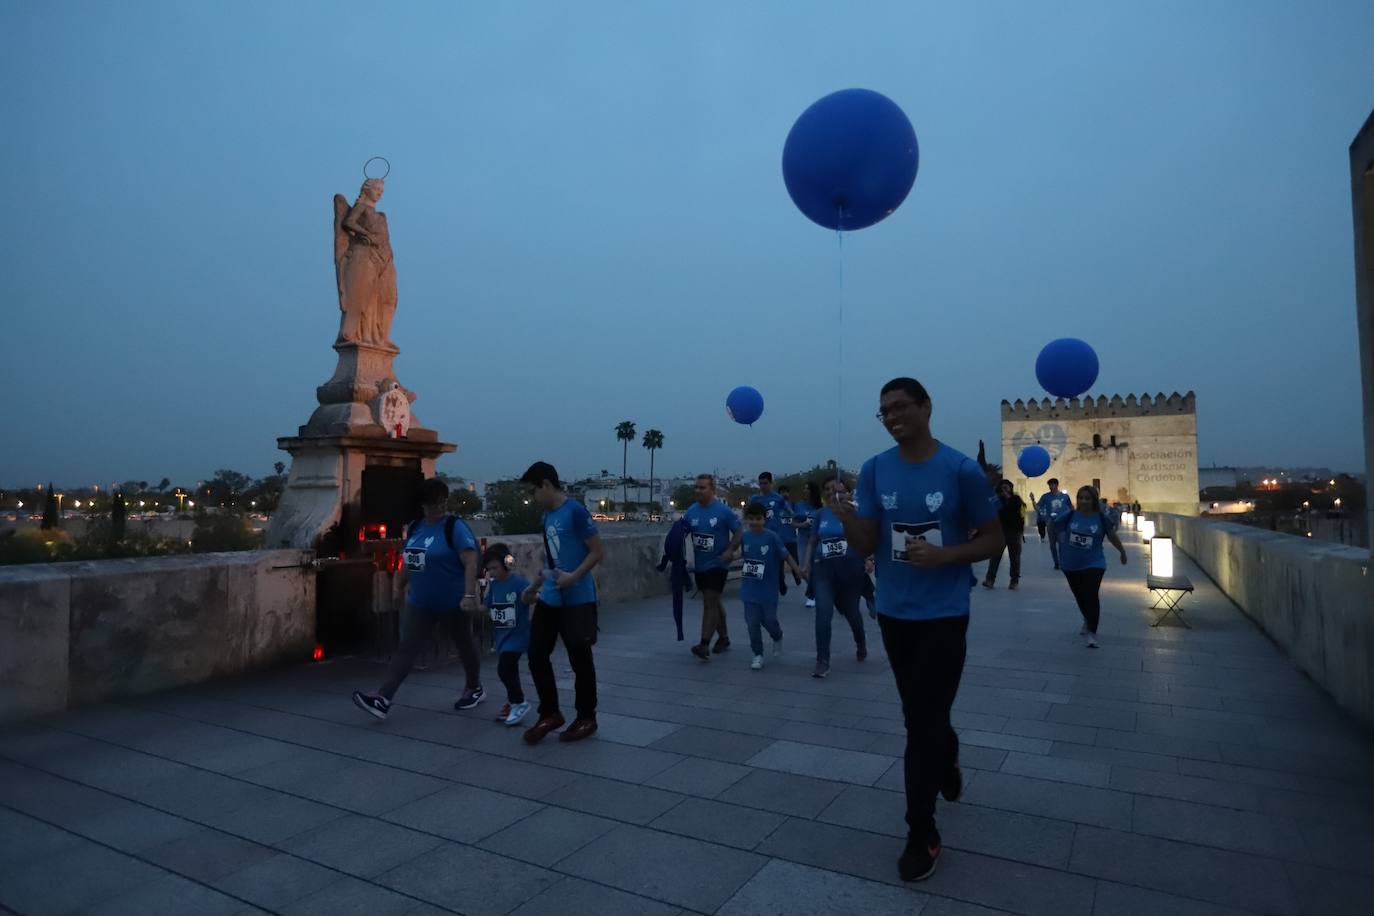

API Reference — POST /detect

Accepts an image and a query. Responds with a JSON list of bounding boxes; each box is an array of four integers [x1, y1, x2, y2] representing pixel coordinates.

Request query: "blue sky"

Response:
[[4, 1, 1372, 489]]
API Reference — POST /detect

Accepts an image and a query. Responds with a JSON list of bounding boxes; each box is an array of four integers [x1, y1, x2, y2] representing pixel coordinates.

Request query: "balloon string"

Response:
[[836, 225, 844, 473]]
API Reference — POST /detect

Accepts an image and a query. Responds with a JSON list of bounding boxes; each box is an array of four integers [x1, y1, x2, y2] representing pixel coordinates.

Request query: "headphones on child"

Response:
[[484, 543, 515, 572]]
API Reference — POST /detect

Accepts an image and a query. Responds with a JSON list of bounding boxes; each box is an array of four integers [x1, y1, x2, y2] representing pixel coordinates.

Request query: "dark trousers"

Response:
[[497, 651, 525, 704], [812, 562, 867, 662], [878, 613, 969, 837], [1063, 568, 1106, 633], [986, 536, 1023, 583], [380, 604, 482, 700], [527, 601, 597, 721], [1036, 519, 1047, 541]]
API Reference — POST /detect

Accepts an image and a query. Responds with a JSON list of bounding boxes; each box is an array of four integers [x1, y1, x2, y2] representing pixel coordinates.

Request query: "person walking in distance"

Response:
[[749, 472, 791, 596], [776, 484, 804, 589], [831, 377, 1003, 882], [728, 503, 801, 669], [984, 480, 1027, 590], [519, 461, 604, 744], [1050, 485, 1127, 648], [793, 480, 822, 609], [1036, 479, 1070, 569], [481, 543, 533, 726], [800, 474, 869, 678], [684, 474, 743, 660]]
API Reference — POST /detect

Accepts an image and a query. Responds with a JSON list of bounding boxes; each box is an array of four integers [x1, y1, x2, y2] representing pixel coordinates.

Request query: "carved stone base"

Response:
[[265, 434, 457, 550]]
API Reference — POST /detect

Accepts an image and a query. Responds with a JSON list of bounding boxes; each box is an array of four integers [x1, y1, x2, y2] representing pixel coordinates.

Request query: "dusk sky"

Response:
[[4, 1, 1372, 490]]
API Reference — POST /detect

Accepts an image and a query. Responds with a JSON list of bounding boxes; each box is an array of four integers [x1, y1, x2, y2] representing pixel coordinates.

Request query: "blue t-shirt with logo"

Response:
[[811, 506, 865, 576], [1053, 508, 1115, 571], [484, 573, 532, 653], [791, 500, 817, 555], [403, 515, 479, 611], [749, 492, 789, 541], [684, 500, 742, 571], [855, 443, 1000, 621], [1037, 491, 1070, 522], [776, 498, 799, 545], [540, 499, 599, 607], [738, 529, 787, 607]]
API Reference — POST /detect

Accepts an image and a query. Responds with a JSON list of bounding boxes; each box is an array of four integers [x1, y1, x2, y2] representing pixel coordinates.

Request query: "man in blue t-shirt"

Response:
[[684, 473, 743, 660], [750, 471, 792, 596], [1036, 480, 1070, 570], [353, 477, 486, 721], [831, 377, 1004, 884], [517, 461, 604, 745]]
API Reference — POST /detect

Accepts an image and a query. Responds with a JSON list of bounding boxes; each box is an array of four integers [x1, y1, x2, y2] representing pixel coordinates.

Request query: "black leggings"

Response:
[[380, 606, 482, 700], [497, 651, 525, 704], [1064, 568, 1106, 633]]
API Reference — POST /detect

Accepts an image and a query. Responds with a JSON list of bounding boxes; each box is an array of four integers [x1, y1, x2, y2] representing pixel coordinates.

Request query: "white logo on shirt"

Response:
[[423, 536, 434, 548], [761, 545, 769, 555], [881, 492, 899, 510], [925, 492, 944, 513], [545, 524, 561, 563], [709, 517, 718, 528]]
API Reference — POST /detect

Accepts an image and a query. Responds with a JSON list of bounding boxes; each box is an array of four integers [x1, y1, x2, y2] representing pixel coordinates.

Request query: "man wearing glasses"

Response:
[[831, 377, 1003, 882]]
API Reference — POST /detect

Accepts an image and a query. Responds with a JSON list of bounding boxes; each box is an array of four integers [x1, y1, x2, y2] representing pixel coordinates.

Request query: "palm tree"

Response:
[[615, 421, 636, 508], [642, 429, 664, 513]]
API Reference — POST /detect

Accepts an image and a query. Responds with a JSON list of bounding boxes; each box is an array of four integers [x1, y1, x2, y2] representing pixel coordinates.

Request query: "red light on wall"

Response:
[[312, 644, 325, 661]]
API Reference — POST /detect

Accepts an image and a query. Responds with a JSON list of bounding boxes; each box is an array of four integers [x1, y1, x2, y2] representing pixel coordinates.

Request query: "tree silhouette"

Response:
[[615, 421, 636, 508], [642, 429, 664, 513]]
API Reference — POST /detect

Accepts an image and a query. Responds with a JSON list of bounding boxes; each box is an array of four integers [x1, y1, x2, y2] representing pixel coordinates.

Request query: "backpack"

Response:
[[407, 514, 467, 552]]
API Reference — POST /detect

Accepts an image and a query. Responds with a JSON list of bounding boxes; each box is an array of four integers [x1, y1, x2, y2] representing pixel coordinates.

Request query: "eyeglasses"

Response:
[[875, 401, 917, 421]]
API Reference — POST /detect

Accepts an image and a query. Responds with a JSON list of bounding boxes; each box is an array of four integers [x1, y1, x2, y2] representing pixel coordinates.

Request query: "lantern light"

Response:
[[1150, 536, 1173, 578]]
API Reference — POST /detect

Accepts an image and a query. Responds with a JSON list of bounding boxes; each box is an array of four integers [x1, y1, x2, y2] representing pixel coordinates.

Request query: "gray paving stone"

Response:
[[1047, 703, 1138, 731], [29, 741, 196, 793], [0, 807, 87, 870], [647, 725, 777, 764], [962, 771, 1134, 830], [1096, 727, 1223, 762], [1258, 784, 1374, 829], [0, 759, 130, 827], [643, 756, 751, 797], [771, 720, 884, 752], [201, 790, 347, 845], [279, 876, 426, 916], [67, 799, 204, 853], [1284, 861, 1374, 916], [281, 813, 446, 878], [1048, 741, 1178, 774], [716, 858, 926, 916], [592, 712, 683, 747], [0, 840, 164, 915], [1132, 793, 1304, 858], [177, 733, 310, 774], [557, 823, 767, 912], [382, 783, 544, 843], [78, 872, 252, 916], [377, 840, 559, 913], [649, 797, 787, 849], [479, 805, 618, 866], [441, 752, 579, 799], [213, 852, 340, 910], [746, 739, 893, 785], [755, 817, 904, 886], [133, 767, 278, 821], [717, 768, 847, 818], [1109, 764, 1261, 811], [1001, 717, 1099, 746], [1069, 825, 1298, 914], [143, 828, 278, 883], [930, 847, 1097, 916], [540, 774, 683, 824], [1000, 750, 1111, 788], [1297, 820, 1374, 877], [284, 761, 449, 816], [957, 729, 1054, 755], [1090, 881, 1259, 916], [508, 876, 683, 916]]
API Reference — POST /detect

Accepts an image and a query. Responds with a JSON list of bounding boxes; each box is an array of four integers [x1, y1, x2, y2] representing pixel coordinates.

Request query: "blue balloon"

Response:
[[726, 386, 764, 426], [1017, 445, 1052, 478], [782, 88, 919, 231], [1035, 338, 1100, 399]]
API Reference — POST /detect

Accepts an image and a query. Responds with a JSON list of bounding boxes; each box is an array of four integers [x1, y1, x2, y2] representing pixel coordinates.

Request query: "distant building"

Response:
[[1001, 392, 1200, 515], [1199, 466, 1238, 490]]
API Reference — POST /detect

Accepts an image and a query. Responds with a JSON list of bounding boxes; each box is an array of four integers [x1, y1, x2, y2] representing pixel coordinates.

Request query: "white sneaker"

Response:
[[505, 701, 532, 726], [805, 598, 816, 608], [1079, 624, 1089, 636], [750, 655, 764, 670], [772, 636, 782, 657], [1086, 634, 1100, 649]]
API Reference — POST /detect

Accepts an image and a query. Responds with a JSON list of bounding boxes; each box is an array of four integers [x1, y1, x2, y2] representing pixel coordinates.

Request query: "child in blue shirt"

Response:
[[482, 542, 533, 726], [1050, 486, 1128, 648], [729, 503, 802, 669]]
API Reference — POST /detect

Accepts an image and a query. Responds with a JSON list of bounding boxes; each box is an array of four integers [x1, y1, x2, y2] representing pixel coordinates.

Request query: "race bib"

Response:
[[489, 603, 516, 628], [741, 559, 765, 580], [891, 521, 942, 561], [780, 515, 793, 526], [404, 548, 427, 572], [1069, 532, 1093, 549], [692, 533, 716, 553], [820, 538, 848, 560]]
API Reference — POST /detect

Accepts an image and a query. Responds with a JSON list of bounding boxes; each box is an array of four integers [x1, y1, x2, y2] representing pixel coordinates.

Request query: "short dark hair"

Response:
[[880, 377, 931, 405], [1047, 478, 1059, 487], [696, 473, 715, 485], [757, 471, 773, 483], [418, 478, 449, 505], [821, 473, 848, 491], [520, 461, 561, 489], [778, 484, 791, 495], [481, 541, 513, 567], [743, 503, 766, 519]]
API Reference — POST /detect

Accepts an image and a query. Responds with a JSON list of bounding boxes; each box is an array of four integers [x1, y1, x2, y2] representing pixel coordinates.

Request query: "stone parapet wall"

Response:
[[1155, 514, 1374, 730]]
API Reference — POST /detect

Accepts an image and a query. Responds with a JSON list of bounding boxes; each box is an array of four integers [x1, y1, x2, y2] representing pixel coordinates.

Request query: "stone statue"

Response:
[[333, 179, 397, 346]]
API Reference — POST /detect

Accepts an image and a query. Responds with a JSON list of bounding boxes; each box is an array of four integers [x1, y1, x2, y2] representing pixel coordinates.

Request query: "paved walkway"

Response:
[[3, 534, 1373, 915]]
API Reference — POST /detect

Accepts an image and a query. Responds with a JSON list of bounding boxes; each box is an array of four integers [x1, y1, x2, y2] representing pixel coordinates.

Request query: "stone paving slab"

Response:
[[2, 535, 1373, 914]]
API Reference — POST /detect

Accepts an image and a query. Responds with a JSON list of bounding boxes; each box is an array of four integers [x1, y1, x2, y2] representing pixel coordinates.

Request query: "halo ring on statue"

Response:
[[363, 157, 391, 181]]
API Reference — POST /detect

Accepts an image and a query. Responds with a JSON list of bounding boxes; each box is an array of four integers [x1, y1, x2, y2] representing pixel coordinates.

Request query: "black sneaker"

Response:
[[941, 762, 963, 802], [981, 579, 994, 589], [691, 643, 710, 661], [352, 691, 390, 721], [712, 638, 731, 654], [454, 686, 486, 711], [898, 829, 941, 882]]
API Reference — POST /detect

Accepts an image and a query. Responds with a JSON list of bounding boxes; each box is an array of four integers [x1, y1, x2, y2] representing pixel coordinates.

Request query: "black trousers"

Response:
[[497, 651, 525, 704], [878, 613, 969, 837], [527, 601, 597, 721], [986, 536, 1023, 583], [380, 605, 481, 700], [1064, 568, 1106, 633]]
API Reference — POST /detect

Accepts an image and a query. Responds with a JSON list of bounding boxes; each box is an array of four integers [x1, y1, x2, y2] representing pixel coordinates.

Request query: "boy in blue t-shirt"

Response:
[[482, 542, 533, 726], [1050, 486, 1128, 648], [831, 377, 1004, 884], [729, 503, 802, 669], [749, 471, 793, 596], [684, 474, 743, 661]]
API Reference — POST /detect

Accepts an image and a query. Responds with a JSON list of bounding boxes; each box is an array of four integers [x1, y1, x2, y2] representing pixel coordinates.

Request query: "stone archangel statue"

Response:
[[333, 178, 397, 346]]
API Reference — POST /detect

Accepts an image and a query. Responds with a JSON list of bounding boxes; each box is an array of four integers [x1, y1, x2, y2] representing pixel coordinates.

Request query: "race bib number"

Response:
[[692, 533, 716, 553], [820, 538, 848, 560], [741, 560, 765, 580], [1069, 532, 1093, 549], [780, 515, 793, 526], [489, 604, 516, 628], [404, 548, 426, 572], [891, 522, 942, 561]]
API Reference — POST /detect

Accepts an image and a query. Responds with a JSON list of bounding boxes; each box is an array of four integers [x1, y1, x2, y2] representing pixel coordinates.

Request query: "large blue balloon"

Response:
[[726, 386, 764, 426], [1017, 445, 1052, 478], [782, 89, 919, 231], [1035, 338, 1099, 399]]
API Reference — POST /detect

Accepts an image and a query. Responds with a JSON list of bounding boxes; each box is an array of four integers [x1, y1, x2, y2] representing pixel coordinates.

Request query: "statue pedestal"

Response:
[[267, 338, 456, 550]]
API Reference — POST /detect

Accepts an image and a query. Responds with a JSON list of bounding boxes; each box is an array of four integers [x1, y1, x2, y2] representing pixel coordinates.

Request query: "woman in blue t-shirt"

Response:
[[1050, 486, 1128, 648], [801, 475, 869, 678], [792, 480, 822, 608]]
